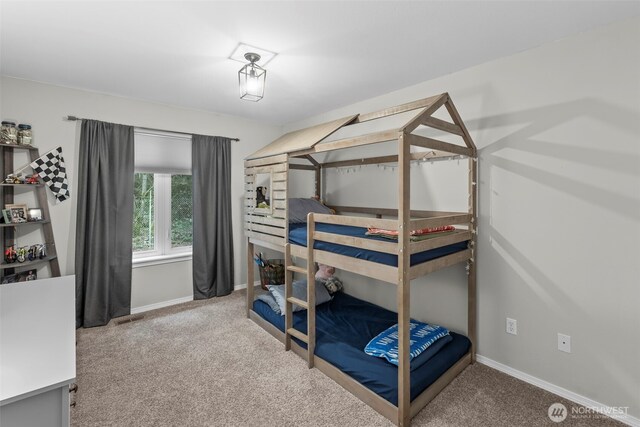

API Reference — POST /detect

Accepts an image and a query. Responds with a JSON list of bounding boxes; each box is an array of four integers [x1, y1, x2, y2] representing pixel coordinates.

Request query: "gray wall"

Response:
[[0, 77, 281, 309], [283, 18, 640, 417]]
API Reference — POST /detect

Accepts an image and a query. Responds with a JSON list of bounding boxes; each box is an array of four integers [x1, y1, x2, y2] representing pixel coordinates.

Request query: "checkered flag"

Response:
[[30, 147, 70, 202]]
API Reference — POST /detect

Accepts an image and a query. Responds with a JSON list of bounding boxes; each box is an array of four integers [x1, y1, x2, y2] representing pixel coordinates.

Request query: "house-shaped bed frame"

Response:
[[244, 93, 477, 426]]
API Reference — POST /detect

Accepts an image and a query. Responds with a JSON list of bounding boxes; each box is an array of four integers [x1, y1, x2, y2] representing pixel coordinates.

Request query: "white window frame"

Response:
[[133, 172, 193, 267]]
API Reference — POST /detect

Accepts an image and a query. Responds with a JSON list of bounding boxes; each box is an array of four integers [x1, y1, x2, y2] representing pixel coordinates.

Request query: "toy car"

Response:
[[25, 174, 39, 184]]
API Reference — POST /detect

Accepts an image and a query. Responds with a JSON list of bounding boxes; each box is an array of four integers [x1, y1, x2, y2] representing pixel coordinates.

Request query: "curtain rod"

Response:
[[64, 116, 240, 141]]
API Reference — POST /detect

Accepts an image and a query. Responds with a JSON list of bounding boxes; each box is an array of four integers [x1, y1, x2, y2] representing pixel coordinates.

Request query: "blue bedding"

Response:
[[253, 292, 470, 405], [288, 222, 468, 267]]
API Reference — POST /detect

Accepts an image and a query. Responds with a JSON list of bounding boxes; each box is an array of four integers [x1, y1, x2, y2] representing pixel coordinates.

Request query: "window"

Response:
[[133, 172, 193, 260], [132, 129, 192, 264]]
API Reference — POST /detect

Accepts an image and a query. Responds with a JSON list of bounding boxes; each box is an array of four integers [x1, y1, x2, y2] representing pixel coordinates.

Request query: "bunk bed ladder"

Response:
[[283, 217, 316, 368]]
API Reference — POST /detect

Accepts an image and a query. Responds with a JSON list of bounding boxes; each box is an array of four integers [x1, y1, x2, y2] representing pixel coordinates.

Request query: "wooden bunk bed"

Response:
[[244, 93, 477, 426]]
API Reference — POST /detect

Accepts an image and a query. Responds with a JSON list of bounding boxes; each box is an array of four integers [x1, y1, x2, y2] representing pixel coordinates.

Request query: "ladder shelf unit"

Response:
[[0, 143, 61, 280]]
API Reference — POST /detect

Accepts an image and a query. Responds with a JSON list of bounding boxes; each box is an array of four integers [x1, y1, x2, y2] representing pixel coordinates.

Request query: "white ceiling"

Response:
[[1, 1, 638, 125]]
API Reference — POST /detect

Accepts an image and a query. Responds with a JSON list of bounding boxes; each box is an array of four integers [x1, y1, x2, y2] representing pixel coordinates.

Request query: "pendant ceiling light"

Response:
[[238, 52, 266, 102]]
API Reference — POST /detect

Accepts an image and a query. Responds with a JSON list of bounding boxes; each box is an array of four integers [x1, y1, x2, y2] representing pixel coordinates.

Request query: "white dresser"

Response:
[[0, 276, 76, 427]]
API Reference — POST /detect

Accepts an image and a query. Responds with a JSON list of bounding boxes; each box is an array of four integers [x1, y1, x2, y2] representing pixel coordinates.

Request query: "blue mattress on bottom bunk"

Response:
[[253, 292, 470, 405], [288, 222, 468, 267]]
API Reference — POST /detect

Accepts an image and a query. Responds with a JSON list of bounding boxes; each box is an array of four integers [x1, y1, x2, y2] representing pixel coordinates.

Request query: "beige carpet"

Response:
[[72, 290, 621, 426]]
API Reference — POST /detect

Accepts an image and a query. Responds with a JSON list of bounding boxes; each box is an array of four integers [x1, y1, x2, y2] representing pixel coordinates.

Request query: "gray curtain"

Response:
[[192, 135, 234, 298], [76, 120, 134, 328]]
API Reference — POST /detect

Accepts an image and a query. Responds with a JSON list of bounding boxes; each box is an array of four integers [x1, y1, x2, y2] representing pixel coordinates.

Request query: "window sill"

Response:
[[132, 252, 192, 269]]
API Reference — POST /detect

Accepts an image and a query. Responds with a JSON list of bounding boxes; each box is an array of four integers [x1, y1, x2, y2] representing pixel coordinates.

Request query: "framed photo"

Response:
[[5, 204, 27, 224], [27, 208, 43, 222]]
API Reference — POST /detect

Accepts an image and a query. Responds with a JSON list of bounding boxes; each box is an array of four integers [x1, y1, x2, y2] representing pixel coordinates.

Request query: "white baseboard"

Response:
[[130, 296, 193, 315], [476, 355, 639, 427], [234, 281, 261, 291], [131, 282, 259, 314]]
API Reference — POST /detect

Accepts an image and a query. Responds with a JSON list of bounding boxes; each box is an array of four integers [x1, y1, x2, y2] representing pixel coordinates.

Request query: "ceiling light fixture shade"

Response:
[[238, 52, 266, 102]]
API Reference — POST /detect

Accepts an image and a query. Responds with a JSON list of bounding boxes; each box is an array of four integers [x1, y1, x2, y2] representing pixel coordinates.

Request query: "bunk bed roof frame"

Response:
[[245, 92, 476, 164]]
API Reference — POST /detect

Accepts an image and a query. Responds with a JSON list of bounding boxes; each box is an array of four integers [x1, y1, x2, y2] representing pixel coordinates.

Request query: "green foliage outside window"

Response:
[[170, 175, 192, 248], [133, 173, 192, 253], [133, 173, 154, 252]]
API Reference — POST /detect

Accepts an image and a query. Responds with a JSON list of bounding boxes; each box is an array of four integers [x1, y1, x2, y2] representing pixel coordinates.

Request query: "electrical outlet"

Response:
[[506, 318, 517, 335], [558, 333, 571, 353]]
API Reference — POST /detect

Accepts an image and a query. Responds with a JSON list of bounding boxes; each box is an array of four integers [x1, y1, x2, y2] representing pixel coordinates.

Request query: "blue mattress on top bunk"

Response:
[[253, 292, 470, 405], [288, 222, 468, 267]]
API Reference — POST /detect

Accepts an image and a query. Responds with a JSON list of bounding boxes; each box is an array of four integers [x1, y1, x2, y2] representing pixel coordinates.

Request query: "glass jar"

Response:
[[1, 121, 18, 145], [17, 124, 33, 145]]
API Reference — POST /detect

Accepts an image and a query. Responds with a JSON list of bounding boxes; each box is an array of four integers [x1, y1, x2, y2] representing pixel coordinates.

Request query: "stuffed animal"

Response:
[[256, 186, 269, 208], [315, 263, 343, 294], [315, 263, 335, 280]]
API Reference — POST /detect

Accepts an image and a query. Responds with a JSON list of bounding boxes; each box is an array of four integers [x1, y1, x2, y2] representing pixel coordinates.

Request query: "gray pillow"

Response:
[[267, 279, 333, 315], [256, 293, 281, 314], [288, 198, 333, 223]]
